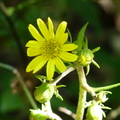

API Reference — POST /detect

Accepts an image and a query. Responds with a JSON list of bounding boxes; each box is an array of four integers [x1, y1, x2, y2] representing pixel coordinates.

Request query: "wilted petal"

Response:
[[54, 57, 66, 72], [59, 52, 78, 62], [28, 24, 44, 43], [61, 44, 78, 51], [37, 18, 50, 40], [47, 58, 55, 80]]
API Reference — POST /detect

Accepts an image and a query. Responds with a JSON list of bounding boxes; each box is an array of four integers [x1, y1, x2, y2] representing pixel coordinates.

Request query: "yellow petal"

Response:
[[54, 57, 66, 72], [47, 58, 55, 80], [26, 56, 43, 72], [27, 47, 40, 57], [56, 21, 67, 40], [26, 40, 41, 47], [28, 24, 44, 43], [33, 56, 48, 73], [61, 44, 78, 51], [37, 18, 50, 40], [59, 52, 78, 62], [58, 33, 68, 45], [48, 17, 54, 39]]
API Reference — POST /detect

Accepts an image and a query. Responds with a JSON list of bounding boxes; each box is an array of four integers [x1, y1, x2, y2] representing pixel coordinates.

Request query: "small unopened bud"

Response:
[[77, 49, 94, 66], [29, 109, 48, 120], [34, 83, 54, 103], [97, 91, 112, 103], [86, 103, 104, 120]]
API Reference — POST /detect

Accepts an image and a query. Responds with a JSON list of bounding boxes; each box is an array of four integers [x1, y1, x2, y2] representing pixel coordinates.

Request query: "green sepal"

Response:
[[54, 89, 63, 101], [56, 85, 66, 88], [76, 22, 89, 52], [35, 75, 48, 82], [92, 47, 100, 53], [83, 37, 88, 49], [54, 85, 66, 101], [86, 65, 90, 75], [92, 60, 100, 68]]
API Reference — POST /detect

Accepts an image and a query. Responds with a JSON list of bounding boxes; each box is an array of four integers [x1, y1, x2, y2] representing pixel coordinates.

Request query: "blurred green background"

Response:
[[0, 0, 120, 120]]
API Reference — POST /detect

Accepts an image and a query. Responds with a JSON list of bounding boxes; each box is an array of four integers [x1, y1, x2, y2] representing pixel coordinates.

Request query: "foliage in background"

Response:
[[0, 0, 120, 120]]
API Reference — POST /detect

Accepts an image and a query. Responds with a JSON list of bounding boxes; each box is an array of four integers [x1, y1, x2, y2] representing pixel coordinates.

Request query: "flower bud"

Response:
[[86, 103, 104, 120], [34, 83, 54, 103], [97, 91, 112, 103], [77, 49, 94, 66], [29, 109, 48, 120]]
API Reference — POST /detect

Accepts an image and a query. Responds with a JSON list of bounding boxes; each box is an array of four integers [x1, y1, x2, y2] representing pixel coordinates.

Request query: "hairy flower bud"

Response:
[[29, 109, 48, 120], [86, 103, 104, 120], [34, 83, 54, 103], [78, 49, 94, 66]]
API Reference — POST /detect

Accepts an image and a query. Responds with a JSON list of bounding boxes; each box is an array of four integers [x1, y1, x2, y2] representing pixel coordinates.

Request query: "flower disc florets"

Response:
[[26, 17, 78, 80]]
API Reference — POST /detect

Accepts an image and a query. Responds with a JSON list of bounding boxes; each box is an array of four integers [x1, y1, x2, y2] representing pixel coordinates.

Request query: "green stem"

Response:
[[75, 66, 87, 120], [0, 62, 38, 109], [42, 101, 62, 120], [74, 64, 96, 120], [76, 85, 87, 120], [93, 83, 120, 92], [52, 67, 75, 85]]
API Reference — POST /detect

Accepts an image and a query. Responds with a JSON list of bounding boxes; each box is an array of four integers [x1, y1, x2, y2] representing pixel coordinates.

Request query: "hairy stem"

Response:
[[74, 64, 96, 120], [75, 66, 87, 120]]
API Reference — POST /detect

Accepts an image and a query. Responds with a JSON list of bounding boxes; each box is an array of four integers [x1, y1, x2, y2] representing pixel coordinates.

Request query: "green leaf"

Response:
[[76, 22, 89, 52]]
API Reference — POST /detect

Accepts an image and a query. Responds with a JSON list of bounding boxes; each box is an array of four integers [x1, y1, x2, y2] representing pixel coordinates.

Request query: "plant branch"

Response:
[[52, 67, 75, 85], [0, 62, 38, 109], [74, 63, 96, 120], [92, 83, 120, 92]]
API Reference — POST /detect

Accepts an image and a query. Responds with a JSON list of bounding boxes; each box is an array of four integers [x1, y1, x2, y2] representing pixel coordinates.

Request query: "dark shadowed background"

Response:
[[0, 0, 120, 120]]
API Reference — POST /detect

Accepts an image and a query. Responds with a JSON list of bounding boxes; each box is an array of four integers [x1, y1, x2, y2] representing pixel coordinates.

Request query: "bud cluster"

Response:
[[86, 91, 111, 120]]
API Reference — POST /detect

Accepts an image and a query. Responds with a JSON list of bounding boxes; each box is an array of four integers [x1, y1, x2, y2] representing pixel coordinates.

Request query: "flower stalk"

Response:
[[74, 63, 96, 120], [75, 65, 87, 120]]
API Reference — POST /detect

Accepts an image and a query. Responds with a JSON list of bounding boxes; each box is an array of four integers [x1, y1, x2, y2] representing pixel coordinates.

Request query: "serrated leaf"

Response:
[[76, 22, 89, 52]]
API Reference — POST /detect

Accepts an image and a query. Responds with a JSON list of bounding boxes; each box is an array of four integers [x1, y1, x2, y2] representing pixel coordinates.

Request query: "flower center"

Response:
[[41, 39, 60, 58]]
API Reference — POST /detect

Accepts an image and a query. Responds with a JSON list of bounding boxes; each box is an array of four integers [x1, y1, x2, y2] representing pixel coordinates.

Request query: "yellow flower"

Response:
[[26, 17, 78, 80]]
